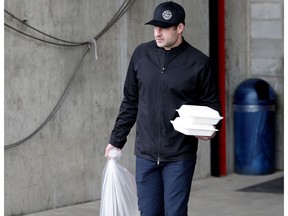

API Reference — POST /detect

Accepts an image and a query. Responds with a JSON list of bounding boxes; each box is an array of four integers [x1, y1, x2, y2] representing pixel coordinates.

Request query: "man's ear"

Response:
[[177, 23, 185, 34]]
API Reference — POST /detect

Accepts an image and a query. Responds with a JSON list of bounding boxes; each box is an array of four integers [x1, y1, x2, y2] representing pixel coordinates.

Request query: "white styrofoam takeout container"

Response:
[[170, 117, 218, 136], [176, 105, 223, 125]]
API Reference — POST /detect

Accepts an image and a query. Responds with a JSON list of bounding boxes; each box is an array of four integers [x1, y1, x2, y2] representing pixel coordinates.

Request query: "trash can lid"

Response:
[[234, 78, 276, 105]]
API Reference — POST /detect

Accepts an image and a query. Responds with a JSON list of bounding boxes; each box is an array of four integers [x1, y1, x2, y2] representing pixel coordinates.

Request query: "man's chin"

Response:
[[156, 42, 164, 48]]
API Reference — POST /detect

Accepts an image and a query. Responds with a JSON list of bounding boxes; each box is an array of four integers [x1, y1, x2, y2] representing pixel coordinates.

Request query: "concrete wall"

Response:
[[4, 0, 210, 215], [226, 0, 284, 173]]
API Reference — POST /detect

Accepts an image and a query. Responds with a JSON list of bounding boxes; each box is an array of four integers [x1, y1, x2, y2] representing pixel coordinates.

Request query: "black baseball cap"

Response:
[[145, 1, 185, 28]]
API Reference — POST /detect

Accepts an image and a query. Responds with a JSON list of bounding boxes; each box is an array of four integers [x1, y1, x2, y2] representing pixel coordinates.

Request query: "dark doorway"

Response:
[[209, 0, 226, 177]]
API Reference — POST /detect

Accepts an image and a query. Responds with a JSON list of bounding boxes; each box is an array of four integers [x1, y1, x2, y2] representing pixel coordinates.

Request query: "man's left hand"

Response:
[[196, 131, 216, 141]]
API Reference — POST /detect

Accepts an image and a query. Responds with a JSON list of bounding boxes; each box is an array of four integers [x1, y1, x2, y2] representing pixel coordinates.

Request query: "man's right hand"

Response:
[[105, 143, 116, 158]]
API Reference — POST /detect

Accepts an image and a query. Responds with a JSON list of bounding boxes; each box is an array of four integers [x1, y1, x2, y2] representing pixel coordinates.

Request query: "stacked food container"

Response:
[[170, 105, 223, 136]]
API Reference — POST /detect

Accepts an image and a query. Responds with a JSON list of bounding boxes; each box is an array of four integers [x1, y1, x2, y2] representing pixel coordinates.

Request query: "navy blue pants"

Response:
[[136, 156, 196, 216]]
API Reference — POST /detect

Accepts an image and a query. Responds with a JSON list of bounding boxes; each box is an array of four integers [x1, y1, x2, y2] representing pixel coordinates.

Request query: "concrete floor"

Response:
[[25, 171, 284, 216]]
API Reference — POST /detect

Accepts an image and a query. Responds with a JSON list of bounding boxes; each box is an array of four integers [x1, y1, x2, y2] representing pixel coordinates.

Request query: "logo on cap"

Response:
[[162, 10, 172, 20]]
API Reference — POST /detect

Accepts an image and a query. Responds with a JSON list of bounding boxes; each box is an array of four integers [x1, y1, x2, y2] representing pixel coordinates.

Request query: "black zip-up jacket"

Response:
[[109, 38, 220, 162]]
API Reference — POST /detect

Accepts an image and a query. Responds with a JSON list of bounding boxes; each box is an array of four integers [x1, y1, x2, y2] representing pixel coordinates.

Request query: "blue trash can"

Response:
[[234, 78, 276, 175]]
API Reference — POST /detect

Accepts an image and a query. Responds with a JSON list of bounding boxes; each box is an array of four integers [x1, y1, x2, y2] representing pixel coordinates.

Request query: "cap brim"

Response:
[[145, 20, 174, 28]]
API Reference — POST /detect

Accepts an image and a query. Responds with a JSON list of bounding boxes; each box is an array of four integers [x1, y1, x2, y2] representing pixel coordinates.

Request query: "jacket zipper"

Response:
[[156, 51, 167, 166]]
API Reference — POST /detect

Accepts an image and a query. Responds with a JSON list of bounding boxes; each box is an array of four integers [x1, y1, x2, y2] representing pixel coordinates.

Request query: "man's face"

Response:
[[154, 24, 184, 50]]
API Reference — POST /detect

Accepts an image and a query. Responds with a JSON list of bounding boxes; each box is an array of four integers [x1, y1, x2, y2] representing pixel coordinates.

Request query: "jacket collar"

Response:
[[152, 37, 188, 53]]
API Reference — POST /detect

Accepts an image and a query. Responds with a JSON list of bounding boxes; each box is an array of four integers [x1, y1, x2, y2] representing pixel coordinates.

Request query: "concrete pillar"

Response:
[[4, 0, 210, 215]]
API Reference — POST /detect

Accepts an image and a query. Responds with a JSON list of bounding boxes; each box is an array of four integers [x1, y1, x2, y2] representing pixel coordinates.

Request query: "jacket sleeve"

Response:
[[109, 56, 139, 149], [197, 59, 221, 114]]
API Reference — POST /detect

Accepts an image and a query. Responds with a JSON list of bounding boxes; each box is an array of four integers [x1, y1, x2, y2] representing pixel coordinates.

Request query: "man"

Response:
[[106, 1, 221, 215]]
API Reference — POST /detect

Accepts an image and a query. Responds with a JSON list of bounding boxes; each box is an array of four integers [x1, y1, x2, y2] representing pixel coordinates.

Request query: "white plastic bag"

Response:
[[99, 148, 140, 216]]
